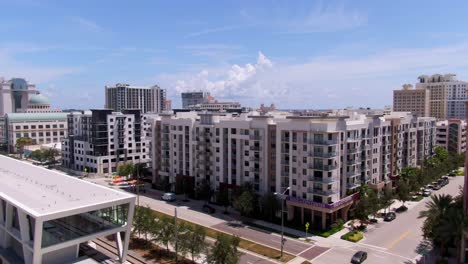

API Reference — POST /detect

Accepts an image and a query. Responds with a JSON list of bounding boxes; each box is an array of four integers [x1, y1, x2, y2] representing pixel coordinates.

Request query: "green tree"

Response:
[[419, 194, 454, 255], [152, 216, 175, 252], [353, 185, 373, 225], [44, 148, 59, 163], [367, 188, 380, 219], [117, 163, 135, 177], [16, 137, 33, 158], [260, 192, 279, 221], [233, 190, 255, 216], [207, 234, 241, 264], [195, 179, 212, 202], [179, 225, 208, 263], [379, 188, 394, 214], [30, 149, 45, 162], [217, 188, 230, 214], [132, 206, 153, 242], [395, 179, 410, 207]]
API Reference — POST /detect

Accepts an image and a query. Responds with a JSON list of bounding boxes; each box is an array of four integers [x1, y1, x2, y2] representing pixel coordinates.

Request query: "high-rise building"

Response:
[[393, 84, 430, 117], [181, 91, 211, 109], [149, 110, 436, 229], [105, 83, 167, 113], [393, 74, 468, 119], [62, 109, 150, 174], [436, 119, 467, 154]]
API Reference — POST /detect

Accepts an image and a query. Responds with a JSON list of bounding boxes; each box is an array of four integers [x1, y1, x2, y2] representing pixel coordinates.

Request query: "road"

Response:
[[314, 175, 464, 264]]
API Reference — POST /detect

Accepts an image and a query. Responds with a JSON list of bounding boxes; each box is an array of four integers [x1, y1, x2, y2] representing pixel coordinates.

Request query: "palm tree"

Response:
[[438, 202, 467, 261], [419, 194, 455, 256], [16, 137, 33, 158]]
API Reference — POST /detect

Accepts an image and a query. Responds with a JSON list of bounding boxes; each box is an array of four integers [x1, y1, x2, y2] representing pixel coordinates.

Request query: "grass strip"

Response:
[[149, 208, 295, 262]]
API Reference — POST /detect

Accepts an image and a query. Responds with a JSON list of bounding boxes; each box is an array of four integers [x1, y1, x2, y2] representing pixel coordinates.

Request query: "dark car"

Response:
[[438, 178, 449, 186], [432, 184, 441, 190], [384, 212, 396, 222], [202, 204, 216, 214], [351, 251, 367, 264]]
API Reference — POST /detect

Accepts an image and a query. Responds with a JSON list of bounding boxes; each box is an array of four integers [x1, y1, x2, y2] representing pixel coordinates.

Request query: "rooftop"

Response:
[[6, 112, 68, 122], [0, 155, 134, 218]]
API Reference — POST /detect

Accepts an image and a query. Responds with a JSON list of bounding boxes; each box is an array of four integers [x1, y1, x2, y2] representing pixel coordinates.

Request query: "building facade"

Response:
[[4, 113, 68, 153], [0, 155, 135, 264], [62, 109, 150, 174], [0, 78, 37, 115], [436, 119, 467, 154], [181, 91, 211, 109], [188, 101, 242, 112], [393, 84, 430, 117], [150, 111, 436, 229], [417, 74, 468, 119], [105, 83, 167, 114]]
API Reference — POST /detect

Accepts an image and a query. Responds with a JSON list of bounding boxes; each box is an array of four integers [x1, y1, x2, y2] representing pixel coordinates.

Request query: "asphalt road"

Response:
[[361, 176, 464, 259]]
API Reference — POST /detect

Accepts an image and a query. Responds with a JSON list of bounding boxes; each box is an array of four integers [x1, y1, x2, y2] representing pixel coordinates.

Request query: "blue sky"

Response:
[[2, 0, 468, 109]]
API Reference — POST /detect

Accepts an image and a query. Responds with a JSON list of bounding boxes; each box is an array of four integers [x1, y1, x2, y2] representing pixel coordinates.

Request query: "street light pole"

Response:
[[275, 187, 290, 259]]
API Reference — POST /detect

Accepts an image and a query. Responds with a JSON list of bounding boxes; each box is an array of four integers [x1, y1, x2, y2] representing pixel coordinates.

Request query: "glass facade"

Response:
[[41, 203, 129, 248]]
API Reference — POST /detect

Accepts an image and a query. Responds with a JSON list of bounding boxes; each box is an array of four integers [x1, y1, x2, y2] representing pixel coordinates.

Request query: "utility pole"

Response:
[[174, 208, 178, 263]]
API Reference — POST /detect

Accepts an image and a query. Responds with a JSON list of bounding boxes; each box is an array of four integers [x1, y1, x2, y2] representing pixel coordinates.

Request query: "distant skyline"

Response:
[[2, 0, 468, 109]]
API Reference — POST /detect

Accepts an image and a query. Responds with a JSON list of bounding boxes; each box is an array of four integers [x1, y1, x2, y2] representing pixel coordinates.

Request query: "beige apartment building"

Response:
[[393, 84, 430, 117], [4, 112, 68, 152], [148, 110, 436, 229], [393, 74, 468, 120], [436, 119, 467, 154]]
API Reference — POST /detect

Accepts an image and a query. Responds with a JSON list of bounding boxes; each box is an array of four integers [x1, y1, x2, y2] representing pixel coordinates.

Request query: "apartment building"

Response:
[[150, 111, 436, 229], [181, 91, 211, 109], [436, 119, 467, 154], [393, 84, 430, 116], [4, 113, 68, 153], [61, 109, 150, 174], [105, 83, 168, 113], [393, 74, 468, 119]]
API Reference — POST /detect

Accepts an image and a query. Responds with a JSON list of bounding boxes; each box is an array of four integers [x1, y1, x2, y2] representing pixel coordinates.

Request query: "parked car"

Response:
[[384, 212, 396, 222], [432, 184, 442, 190], [438, 178, 449, 186], [351, 251, 368, 264], [162, 192, 176, 201], [202, 204, 216, 214], [422, 189, 432, 197]]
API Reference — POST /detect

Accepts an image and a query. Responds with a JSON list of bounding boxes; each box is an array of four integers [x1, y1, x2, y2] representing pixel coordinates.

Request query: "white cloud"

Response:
[[159, 42, 468, 109], [186, 25, 244, 38], [71, 16, 102, 32]]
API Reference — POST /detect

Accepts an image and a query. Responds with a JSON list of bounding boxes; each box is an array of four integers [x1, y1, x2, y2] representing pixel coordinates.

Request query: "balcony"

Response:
[[250, 156, 260, 162], [347, 182, 361, 189], [250, 146, 262, 151], [308, 188, 337, 196], [310, 139, 338, 145], [309, 176, 338, 183], [346, 171, 360, 177], [281, 137, 290, 142], [250, 135, 262, 140], [250, 167, 261, 173], [347, 137, 360, 142], [348, 148, 359, 153], [346, 159, 359, 165], [308, 151, 337, 158], [310, 164, 338, 171]]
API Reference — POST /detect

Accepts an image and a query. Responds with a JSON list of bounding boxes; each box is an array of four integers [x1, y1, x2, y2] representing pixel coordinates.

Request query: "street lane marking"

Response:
[[386, 230, 411, 250], [297, 245, 316, 256], [358, 242, 388, 251]]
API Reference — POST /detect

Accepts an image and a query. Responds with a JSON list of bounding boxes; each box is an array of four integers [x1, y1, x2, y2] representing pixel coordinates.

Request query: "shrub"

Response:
[[395, 205, 408, 213], [341, 230, 364, 242]]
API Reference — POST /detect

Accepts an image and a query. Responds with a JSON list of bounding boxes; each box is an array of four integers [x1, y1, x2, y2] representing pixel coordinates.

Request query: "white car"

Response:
[[162, 192, 176, 201]]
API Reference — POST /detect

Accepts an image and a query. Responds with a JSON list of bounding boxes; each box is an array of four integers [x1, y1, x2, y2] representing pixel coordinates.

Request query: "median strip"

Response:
[[147, 207, 295, 262]]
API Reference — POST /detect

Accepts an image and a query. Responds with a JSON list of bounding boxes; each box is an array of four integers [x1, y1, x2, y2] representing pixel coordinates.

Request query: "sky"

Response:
[[2, 0, 468, 110]]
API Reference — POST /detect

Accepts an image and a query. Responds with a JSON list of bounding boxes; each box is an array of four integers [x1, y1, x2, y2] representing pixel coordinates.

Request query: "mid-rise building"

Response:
[[105, 83, 167, 114], [0, 155, 135, 264], [188, 101, 242, 111], [462, 102, 468, 263], [393, 84, 430, 117], [149, 111, 436, 229], [62, 109, 150, 174], [4, 112, 68, 153], [181, 91, 211, 109], [436, 119, 467, 154]]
